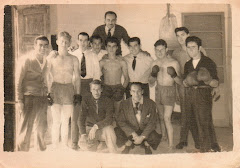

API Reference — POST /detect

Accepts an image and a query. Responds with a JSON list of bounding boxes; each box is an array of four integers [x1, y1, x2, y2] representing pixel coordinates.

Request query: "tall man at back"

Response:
[[92, 11, 130, 56], [123, 37, 153, 99], [47, 31, 81, 149], [100, 37, 129, 117]]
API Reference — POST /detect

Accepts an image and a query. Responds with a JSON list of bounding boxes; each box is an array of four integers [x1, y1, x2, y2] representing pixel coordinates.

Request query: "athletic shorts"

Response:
[[155, 84, 176, 106], [102, 84, 125, 101], [51, 82, 74, 105]]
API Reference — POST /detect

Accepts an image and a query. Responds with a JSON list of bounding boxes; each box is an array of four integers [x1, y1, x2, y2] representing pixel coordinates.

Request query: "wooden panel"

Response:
[[206, 49, 223, 65], [24, 14, 45, 35], [190, 32, 223, 48], [184, 15, 222, 31]]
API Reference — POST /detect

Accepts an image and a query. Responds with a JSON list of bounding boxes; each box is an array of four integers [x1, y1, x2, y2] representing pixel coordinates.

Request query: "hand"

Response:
[[88, 125, 98, 140], [197, 67, 212, 85], [185, 71, 199, 86], [133, 136, 145, 145], [17, 102, 24, 115], [48, 50, 59, 58], [167, 66, 177, 78], [102, 54, 108, 60], [151, 65, 160, 78], [212, 87, 221, 102], [73, 94, 82, 106], [47, 93, 54, 106], [80, 134, 87, 143]]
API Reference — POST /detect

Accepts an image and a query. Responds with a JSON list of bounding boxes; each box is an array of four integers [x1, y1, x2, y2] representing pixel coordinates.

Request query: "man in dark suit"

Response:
[[79, 80, 118, 153], [92, 11, 130, 56], [115, 82, 162, 154]]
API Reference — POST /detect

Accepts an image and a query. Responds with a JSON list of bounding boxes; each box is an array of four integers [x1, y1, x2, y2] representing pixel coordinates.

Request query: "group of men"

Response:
[[16, 11, 221, 154]]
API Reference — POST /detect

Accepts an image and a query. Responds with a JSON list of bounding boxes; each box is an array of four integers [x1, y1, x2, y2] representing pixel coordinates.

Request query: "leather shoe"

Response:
[[144, 146, 152, 154], [176, 142, 188, 149], [211, 143, 221, 152], [121, 144, 134, 154], [195, 143, 200, 149]]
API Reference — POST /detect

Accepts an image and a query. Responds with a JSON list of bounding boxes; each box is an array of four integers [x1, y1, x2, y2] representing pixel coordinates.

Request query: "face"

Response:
[[130, 84, 143, 102], [90, 84, 102, 99], [176, 31, 190, 45], [129, 41, 141, 55], [186, 41, 201, 59], [57, 36, 71, 50], [91, 38, 102, 53], [155, 45, 168, 59], [77, 35, 89, 50], [106, 42, 118, 55], [34, 40, 49, 56], [104, 14, 117, 29]]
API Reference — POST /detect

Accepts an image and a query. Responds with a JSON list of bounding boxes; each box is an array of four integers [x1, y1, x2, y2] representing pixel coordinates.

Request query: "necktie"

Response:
[[81, 52, 86, 77], [135, 102, 141, 124], [132, 56, 137, 70], [107, 29, 111, 37], [95, 100, 98, 114]]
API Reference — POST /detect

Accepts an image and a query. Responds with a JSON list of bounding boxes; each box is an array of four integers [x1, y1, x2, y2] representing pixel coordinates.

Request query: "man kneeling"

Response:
[[79, 80, 118, 153], [115, 82, 162, 154]]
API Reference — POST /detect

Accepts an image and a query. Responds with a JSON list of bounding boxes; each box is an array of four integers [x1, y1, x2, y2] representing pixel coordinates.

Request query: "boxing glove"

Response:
[[167, 66, 177, 78], [185, 71, 199, 86], [197, 67, 212, 85], [73, 94, 82, 106], [47, 93, 54, 106], [151, 65, 160, 78]]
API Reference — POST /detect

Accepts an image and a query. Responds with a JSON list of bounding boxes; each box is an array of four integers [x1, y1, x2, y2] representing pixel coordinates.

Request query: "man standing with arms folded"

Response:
[[70, 32, 101, 150], [92, 11, 130, 56], [123, 37, 154, 99], [149, 39, 182, 149], [17, 35, 49, 151], [47, 31, 81, 149], [183, 36, 220, 152], [100, 37, 129, 117]]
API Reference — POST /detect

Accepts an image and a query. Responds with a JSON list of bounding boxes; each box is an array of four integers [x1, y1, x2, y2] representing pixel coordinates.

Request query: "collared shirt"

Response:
[[90, 49, 108, 61], [16, 51, 48, 102], [124, 52, 153, 84], [70, 48, 101, 80], [105, 25, 115, 36], [132, 96, 144, 124]]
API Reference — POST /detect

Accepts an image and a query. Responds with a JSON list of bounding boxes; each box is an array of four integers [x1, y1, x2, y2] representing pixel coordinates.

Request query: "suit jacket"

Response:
[[117, 97, 157, 138], [79, 95, 114, 134], [92, 24, 130, 55]]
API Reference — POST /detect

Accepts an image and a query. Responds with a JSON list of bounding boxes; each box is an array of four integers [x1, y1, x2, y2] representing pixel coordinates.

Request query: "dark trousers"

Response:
[[114, 127, 161, 150], [18, 95, 48, 151], [126, 83, 150, 99], [178, 85, 199, 145], [72, 78, 93, 145], [185, 87, 218, 152]]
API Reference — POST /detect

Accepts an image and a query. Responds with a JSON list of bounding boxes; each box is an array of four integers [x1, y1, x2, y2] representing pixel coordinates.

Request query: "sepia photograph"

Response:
[[1, 0, 240, 167]]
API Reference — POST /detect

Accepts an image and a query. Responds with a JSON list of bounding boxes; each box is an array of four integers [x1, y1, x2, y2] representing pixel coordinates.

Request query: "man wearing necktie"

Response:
[[79, 80, 118, 153], [114, 82, 162, 154], [92, 11, 130, 56], [70, 32, 101, 150], [123, 37, 154, 99]]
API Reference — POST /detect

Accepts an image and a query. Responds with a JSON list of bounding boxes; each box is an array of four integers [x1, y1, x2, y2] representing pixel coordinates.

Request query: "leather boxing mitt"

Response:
[[197, 67, 212, 85], [185, 71, 199, 86], [73, 94, 82, 106], [151, 65, 160, 78], [47, 93, 54, 106], [167, 66, 177, 78]]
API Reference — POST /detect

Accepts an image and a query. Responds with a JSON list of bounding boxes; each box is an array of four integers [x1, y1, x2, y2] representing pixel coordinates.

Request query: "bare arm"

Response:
[[148, 62, 157, 87], [172, 61, 183, 86], [121, 60, 130, 88], [73, 56, 81, 94], [46, 57, 53, 93]]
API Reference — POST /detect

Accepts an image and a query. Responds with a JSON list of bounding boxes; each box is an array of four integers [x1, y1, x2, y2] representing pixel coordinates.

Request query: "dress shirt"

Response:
[[124, 52, 153, 83], [90, 49, 108, 61], [132, 97, 143, 124], [70, 48, 101, 80], [105, 26, 115, 37]]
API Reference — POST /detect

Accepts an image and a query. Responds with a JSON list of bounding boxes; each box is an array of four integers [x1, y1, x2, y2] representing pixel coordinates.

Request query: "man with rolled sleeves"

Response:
[[123, 37, 153, 99], [183, 36, 220, 152], [16, 35, 49, 151]]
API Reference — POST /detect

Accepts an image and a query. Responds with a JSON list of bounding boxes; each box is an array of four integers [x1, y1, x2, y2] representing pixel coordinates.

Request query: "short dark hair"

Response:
[[34, 35, 49, 44], [90, 35, 102, 43], [130, 82, 144, 90], [78, 32, 89, 40], [127, 37, 141, 46], [154, 39, 167, 48], [105, 11, 117, 19], [175, 27, 189, 35], [186, 36, 202, 48], [89, 79, 103, 88], [105, 37, 119, 46], [57, 31, 72, 41]]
